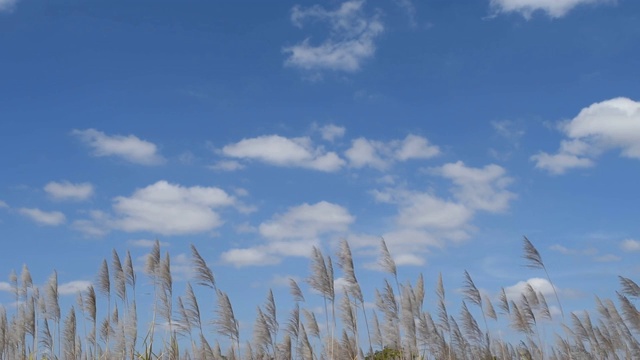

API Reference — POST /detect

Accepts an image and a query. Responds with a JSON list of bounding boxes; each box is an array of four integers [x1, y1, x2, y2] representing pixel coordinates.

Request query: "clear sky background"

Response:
[[1, 0, 639, 344]]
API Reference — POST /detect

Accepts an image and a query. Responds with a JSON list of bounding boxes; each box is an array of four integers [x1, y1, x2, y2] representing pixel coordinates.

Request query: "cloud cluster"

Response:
[[284, 0, 384, 72], [222, 135, 344, 172], [18, 208, 66, 226], [44, 181, 94, 201], [112, 181, 235, 235], [345, 135, 440, 170], [73, 181, 240, 236], [532, 98, 640, 174], [73, 128, 165, 165], [490, 0, 612, 19], [215, 131, 439, 173], [356, 161, 515, 265], [221, 201, 355, 267]]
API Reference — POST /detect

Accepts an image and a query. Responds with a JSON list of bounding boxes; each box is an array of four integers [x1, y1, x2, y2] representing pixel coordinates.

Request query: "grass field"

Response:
[[1, 237, 638, 359]]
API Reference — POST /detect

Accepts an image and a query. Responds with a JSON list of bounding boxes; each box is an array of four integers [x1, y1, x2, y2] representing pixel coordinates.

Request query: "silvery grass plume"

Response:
[[306, 246, 335, 358], [213, 289, 240, 358], [97, 258, 111, 356], [289, 278, 305, 303], [190, 244, 216, 290], [1, 237, 640, 359], [522, 236, 564, 319], [337, 239, 372, 355], [46, 270, 61, 358], [63, 306, 77, 360]]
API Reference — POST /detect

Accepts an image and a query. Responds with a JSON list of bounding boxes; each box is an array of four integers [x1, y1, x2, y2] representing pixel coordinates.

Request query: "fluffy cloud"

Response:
[[394, 191, 473, 229], [18, 208, 66, 226], [620, 239, 640, 252], [504, 277, 557, 301], [259, 201, 354, 240], [112, 181, 235, 235], [532, 98, 640, 174], [72, 128, 165, 165], [345, 138, 388, 169], [530, 151, 594, 175], [222, 201, 354, 267], [0, 0, 18, 13], [221, 248, 281, 267], [432, 161, 516, 212], [284, 0, 384, 72], [44, 181, 94, 201], [316, 124, 346, 142], [345, 135, 439, 169], [222, 135, 345, 171], [490, 0, 612, 19], [0, 282, 11, 292], [0, 200, 8, 208], [395, 134, 440, 161], [59, 280, 92, 295], [364, 162, 515, 266]]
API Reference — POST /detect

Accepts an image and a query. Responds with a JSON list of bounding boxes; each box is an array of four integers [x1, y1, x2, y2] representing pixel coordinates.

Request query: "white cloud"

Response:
[[431, 161, 516, 212], [395, 192, 473, 229], [44, 181, 94, 201], [361, 161, 515, 266], [0, 282, 11, 292], [260, 201, 354, 240], [222, 201, 354, 267], [345, 135, 439, 170], [0, 200, 8, 208], [490, 0, 613, 19], [532, 98, 640, 174], [222, 135, 345, 171], [395, 134, 440, 161], [345, 138, 389, 169], [59, 280, 92, 295], [284, 0, 384, 72], [393, 253, 425, 266], [112, 181, 236, 235], [620, 239, 640, 252], [504, 277, 557, 301], [0, 0, 18, 13], [18, 208, 66, 226], [317, 123, 346, 141], [208, 160, 245, 172], [128, 239, 170, 248], [530, 151, 594, 175], [221, 247, 281, 267], [72, 128, 165, 165]]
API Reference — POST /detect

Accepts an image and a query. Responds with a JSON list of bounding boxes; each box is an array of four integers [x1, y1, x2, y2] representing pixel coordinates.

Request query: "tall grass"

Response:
[[0, 236, 638, 359]]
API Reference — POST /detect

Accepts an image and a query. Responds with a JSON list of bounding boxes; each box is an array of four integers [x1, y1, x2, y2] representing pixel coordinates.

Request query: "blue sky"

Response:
[[1, 0, 639, 345]]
